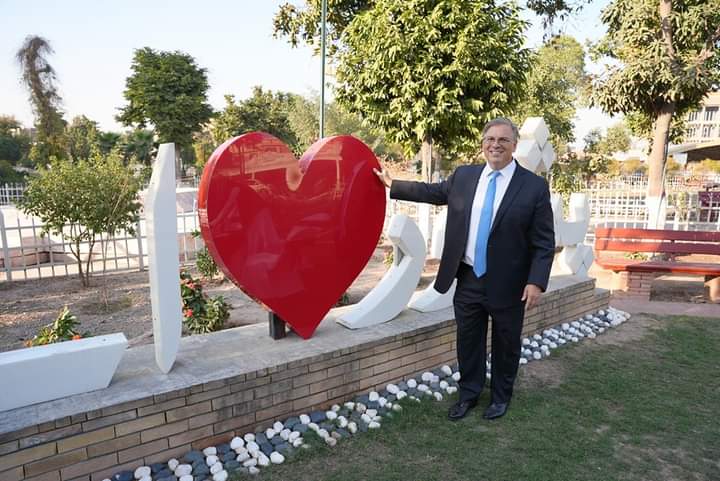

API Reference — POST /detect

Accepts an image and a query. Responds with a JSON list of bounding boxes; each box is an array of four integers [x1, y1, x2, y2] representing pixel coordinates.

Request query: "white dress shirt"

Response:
[[463, 160, 517, 266]]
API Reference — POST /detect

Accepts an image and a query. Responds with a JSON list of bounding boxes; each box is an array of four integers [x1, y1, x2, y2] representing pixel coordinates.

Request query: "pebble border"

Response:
[[105, 307, 630, 479]]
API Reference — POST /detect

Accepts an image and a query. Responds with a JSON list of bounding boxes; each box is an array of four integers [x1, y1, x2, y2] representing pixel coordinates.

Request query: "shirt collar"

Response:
[[483, 159, 516, 179]]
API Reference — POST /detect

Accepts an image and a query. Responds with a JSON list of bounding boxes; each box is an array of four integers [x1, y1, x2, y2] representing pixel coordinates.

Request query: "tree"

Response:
[[117, 48, 213, 174], [591, 0, 720, 226], [549, 128, 610, 200], [335, 0, 531, 181], [97, 131, 122, 155], [0, 116, 31, 166], [15, 35, 66, 165], [599, 123, 631, 155], [288, 94, 404, 159], [119, 129, 156, 165], [211, 87, 299, 149], [19, 154, 141, 287], [513, 35, 587, 152], [66, 115, 100, 161], [273, 0, 371, 56]]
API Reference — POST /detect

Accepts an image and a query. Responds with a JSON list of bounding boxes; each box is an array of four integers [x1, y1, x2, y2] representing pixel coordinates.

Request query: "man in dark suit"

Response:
[[374, 118, 555, 420]]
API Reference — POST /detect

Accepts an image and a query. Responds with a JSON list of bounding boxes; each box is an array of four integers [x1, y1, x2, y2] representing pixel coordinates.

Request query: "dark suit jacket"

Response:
[[390, 161, 555, 309]]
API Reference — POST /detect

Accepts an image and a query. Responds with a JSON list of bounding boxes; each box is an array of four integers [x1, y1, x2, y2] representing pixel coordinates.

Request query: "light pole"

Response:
[[320, 0, 327, 139]]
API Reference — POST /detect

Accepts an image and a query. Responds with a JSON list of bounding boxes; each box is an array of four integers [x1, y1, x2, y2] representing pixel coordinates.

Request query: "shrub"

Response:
[[180, 271, 230, 334], [192, 229, 220, 279], [25, 306, 86, 347]]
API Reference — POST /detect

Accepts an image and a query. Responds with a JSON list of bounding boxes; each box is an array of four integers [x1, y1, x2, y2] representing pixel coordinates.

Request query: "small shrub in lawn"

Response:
[[25, 306, 87, 347], [180, 271, 230, 334]]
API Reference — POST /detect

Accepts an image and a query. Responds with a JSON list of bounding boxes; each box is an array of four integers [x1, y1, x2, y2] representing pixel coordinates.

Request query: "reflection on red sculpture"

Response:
[[198, 132, 386, 339]]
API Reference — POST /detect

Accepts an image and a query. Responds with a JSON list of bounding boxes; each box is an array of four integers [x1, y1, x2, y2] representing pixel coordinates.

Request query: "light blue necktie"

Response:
[[473, 170, 500, 277]]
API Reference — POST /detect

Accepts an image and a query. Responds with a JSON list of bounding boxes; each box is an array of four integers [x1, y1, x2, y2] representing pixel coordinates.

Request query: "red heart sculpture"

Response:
[[198, 132, 386, 339]]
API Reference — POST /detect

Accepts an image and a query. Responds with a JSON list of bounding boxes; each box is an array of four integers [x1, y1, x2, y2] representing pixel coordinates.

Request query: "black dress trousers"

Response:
[[453, 263, 525, 404]]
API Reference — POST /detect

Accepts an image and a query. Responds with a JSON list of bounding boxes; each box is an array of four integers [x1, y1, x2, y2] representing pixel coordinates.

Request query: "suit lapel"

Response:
[[490, 161, 528, 235]]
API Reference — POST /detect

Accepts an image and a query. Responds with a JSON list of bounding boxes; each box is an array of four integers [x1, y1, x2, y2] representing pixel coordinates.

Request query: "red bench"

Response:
[[594, 227, 720, 302]]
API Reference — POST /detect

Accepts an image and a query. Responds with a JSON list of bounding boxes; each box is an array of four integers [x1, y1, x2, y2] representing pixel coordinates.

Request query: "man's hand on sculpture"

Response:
[[522, 284, 542, 310], [373, 167, 393, 188]]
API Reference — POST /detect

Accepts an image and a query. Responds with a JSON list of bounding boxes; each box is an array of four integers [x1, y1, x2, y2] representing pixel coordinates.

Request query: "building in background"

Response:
[[685, 92, 720, 143]]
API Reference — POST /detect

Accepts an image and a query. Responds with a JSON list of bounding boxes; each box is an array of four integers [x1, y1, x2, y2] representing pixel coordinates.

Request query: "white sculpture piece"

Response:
[[145, 143, 182, 373], [0, 333, 127, 411], [550, 193, 594, 277], [336, 214, 426, 329], [408, 280, 456, 312]]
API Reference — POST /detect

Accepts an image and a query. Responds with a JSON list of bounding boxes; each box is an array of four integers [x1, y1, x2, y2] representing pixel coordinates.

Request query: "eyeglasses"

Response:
[[482, 136, 514, 145]]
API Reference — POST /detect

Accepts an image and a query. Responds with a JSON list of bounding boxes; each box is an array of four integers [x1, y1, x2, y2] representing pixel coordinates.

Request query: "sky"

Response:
[[0, 0, 616, 147]]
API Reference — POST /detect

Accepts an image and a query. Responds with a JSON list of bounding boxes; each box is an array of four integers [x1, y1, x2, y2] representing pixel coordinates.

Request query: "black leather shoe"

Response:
[[448, 399, 478, 420], [482, 402, 509, 420]]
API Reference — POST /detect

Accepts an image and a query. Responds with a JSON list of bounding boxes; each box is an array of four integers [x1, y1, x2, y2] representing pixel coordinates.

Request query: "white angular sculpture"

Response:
[[551, 193, 591, 246], [337, 214, 425, 329], [0, 333, 127, 411], [408, 279, 456, 312], [145, 143, 182, 373], [429, 209, 447, 260], [519, 117, 550, 147], [541, 142, 556, 172], [514, 139, 542, 172]]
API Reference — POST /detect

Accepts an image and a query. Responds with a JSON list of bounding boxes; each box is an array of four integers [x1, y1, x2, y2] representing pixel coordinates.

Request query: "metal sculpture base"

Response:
[[269, 312, 287, 340]]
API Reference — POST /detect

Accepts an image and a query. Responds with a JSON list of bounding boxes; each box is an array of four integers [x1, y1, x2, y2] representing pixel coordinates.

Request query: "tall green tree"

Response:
[[211, 87, 299, 149], [513, 35, 587, 152], [97, 131, 122, 155], [15, 36, 67, 165], [66, 115, 100, 161], [119, 129, 156, 165], [117, 48, 213, 174], [335, 0, 531, 181], [591, 0, 720, 226]]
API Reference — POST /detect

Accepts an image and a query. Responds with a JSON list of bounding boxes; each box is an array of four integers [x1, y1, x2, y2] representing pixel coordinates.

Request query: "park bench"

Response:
[[593, 227, 720, 302]]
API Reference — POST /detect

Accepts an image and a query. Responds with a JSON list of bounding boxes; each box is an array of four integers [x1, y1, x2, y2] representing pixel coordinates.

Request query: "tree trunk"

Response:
[[646, 101, 675, 228], [421, 134, 433, 182]]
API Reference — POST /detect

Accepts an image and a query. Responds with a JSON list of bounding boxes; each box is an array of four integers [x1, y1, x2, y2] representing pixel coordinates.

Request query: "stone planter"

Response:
[[0, 333, 127, 412]]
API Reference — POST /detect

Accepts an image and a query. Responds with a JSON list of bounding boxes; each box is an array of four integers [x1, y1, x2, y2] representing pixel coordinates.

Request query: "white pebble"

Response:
[[203, 447, 217, 456], [441, 365, 453, 376], [167, 459, 179, 472], [368, 421, 381, 429], [361, 413, 372, 424], [243, 458, 257, 467], [139, 476, 151, 481], [355, 403, 367, 413], [369, 391, 380, 402], [299, 414, 311, 425], [289, 430, 301, 441], [421, 372, 433, 382], [337, 416, 348, 428], [318, 429, 330, 439], [280, 428, 291, 440], [273, 421, 284, 432], [519, 358, 528, 365], [230, 437, 244, 450], [246, 441, 259, 454], [205, 455, 219, 467], [243, 433, 256, 442], [270, 452, 285, 464], [326, 410, 337, 420], [212, 471, 227, 481], [257, 454, 270, 467], [308, 422, 319, 432], [248, 466, 260, 475], [392, 404, 403, 412], [331, 404, 341, 412], [175, 465, 192, 477], [451, 372, 461, 381], [325, 436, 337, 447], [210, 463, 224, 475], [236, 452, 250, 462], [407, 379, 418, 388], [417, 384, 429, 392], [378, 398, 388, 408], [386, 384, 399, 394], [348, 421, 358, 434], [446, 386, 457, 395], [344, 402, 356, 410], [134, 467, 151, 479], [533, 352, 542, 360], [396, 391, 407, 400], [292, 438, 303, 448], [366, 409, 378, 417], [265, 428, 276, 439], [433, 392, 443, 401]]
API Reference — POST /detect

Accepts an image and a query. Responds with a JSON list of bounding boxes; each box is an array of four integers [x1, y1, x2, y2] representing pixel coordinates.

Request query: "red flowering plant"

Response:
[[180, 271, 230, 334], [25, 306, 88, 347]]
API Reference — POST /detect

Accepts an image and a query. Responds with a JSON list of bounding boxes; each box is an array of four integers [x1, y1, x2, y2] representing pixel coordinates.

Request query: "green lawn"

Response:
[[246, 315, 720, 481]]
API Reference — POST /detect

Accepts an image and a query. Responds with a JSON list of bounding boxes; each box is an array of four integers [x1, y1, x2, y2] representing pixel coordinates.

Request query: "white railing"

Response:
[[0, 183, 26, 206], [0, 209, 202, 282]]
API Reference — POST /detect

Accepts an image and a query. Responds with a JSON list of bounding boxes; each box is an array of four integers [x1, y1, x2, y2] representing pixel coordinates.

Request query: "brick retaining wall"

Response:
[[0, 276, 609, 481]]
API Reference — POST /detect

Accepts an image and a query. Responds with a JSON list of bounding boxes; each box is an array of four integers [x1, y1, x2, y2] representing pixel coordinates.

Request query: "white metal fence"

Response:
[[1, 175, 719, 283]]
